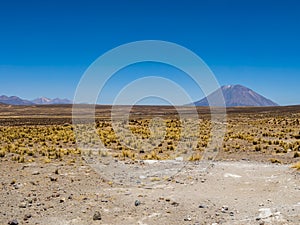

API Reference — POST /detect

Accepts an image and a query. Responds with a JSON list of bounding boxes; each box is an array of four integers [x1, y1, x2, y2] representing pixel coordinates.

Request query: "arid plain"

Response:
[[0, 104, 299, 224]]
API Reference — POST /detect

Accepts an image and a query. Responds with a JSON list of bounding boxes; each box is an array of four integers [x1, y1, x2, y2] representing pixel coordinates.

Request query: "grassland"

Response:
[[0, 104, 300, 166]]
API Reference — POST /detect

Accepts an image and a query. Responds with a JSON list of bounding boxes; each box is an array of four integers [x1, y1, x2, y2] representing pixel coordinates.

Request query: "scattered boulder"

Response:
[[135, 200, 141, 206], [258, 208, 272, 219], [93, 211, 102, 221], [198, 204, 207, 209], [32, 171, 40, 175], [8, 219, 18, 225], [184, 216, 192, 221], [221, 205, 229, 213], [23, 214, 32, 221], [49, 177, 57, 182], [171, 201, 179, 207], [18, 202, 27, 208]]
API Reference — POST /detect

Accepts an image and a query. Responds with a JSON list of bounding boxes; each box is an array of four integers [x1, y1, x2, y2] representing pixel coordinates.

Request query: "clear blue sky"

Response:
[[0, 0, 299, 105]]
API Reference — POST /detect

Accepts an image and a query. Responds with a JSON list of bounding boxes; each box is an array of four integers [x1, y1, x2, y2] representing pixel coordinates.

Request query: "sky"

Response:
[[0, 0, 300, 105]]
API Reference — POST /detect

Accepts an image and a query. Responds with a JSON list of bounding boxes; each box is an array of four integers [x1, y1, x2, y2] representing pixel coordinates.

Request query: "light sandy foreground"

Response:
[[1, 159, 299, 225]]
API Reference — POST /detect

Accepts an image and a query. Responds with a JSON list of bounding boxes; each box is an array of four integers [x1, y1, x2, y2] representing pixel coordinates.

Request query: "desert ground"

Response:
[[0, 104, 299, 225]]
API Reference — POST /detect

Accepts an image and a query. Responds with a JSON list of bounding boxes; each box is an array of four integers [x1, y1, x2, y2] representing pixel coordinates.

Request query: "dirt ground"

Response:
[[0, 158, 299, 225], [0, 105, 300, 224]]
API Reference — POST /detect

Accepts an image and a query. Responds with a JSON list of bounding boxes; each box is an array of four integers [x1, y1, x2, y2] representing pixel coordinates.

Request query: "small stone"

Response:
[[19, 202, 27, 208], [171, 201, 179, 207], [258, 208, 272, 219], [93, 211, 101, 221], [184, 216, 192, 221], [59, 198, 66, 203], [50, 177, 57, 182], [32, 171, 40, 175], [8, 219, 18, 225], [199, 204, 207, 209], [23, 214, 32, 221], [221, 209, 226, 213], [222, 205, 229, 211], [13, 183, 22, 189], [135, 200, 141, 206]]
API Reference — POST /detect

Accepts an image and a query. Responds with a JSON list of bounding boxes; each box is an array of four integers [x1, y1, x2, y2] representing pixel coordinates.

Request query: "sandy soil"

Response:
[[1, 158, 299, 225]]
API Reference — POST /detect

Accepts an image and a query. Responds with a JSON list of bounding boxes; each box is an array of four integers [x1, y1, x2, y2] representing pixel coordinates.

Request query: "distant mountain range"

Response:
[[0, 85, 279, 107], [32, 97, 72, 105], [193, 85, 279, 107], [0, 95, 72, 105]]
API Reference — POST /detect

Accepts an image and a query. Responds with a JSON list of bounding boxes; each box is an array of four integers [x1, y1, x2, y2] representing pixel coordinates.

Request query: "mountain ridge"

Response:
[[193, 85, 278, 107], [0, 95, 72, 105], [32, 97, 72, 105]]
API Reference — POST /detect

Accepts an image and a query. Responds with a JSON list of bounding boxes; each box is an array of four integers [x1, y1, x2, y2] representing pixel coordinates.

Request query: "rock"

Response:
[[8, 220, 18, 225], [93, 211, 102, 221], [171, 201, 179, 207], [135, 200, 141, 206], [50, 177, 57, 182], [258, 208, 272, 219], [32, 171, 40, 175], [29, 181, 36, 185], [59, 197, 66, 203], [23, 214, 32, 221], [19, 202, 27, 208], [13, 183, 22, 189], [199, 204, 207, 209], [222, 205, 229, 211], [184, 216, 192, 221], [221, 205, 229, 213]]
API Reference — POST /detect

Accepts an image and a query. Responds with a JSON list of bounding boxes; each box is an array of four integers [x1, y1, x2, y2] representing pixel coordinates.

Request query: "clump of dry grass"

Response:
[[189, 153, 202, 161], [291, 161, 300, 170], [269, 158, 282, 164], [294, 151, 300, 158]]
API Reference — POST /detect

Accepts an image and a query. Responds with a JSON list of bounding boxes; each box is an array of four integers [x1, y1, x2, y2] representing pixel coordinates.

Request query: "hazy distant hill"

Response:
[[0, 95, 34, 105], [193, 85, 279, 107], [0, 95, 72, 105], [32, 97, 72, 105]]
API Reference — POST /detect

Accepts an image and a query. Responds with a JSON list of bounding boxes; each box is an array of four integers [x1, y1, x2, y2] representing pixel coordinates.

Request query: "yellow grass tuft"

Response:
[[291, 161, 300, 170]]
